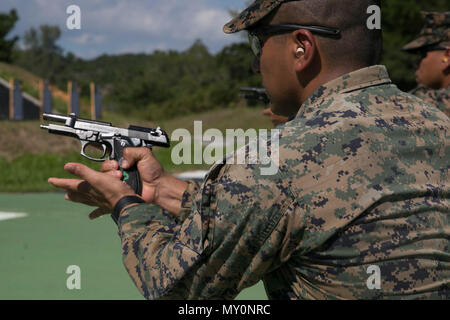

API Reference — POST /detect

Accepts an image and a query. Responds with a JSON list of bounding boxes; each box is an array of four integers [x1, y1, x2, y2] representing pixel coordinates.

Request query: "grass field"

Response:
[[0, 193, 268, 300]]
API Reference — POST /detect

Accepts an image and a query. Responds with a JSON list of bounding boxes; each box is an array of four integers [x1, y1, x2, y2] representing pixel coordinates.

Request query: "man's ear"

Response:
[[291, 29, 316, 73], [443, 49, 450, 74]]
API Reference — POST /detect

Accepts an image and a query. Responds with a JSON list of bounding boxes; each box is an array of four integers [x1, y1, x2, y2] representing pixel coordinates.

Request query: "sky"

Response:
[[0, 0, 248, 60]]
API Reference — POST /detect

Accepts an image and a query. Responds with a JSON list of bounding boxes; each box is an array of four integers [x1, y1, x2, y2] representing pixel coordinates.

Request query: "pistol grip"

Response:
[[113, 139, 143, 195]]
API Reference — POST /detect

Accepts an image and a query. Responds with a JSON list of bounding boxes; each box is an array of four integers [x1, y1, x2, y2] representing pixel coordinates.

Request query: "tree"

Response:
[[0, 9, 19, 62], [23, 25, 62, 55]]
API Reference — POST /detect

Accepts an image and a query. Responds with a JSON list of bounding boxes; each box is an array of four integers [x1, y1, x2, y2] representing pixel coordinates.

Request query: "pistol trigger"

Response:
[[101, 144, 108, 160]]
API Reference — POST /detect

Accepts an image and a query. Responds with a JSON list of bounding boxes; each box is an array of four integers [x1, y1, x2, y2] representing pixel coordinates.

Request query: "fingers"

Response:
[[48, 178, 84, 192], [89, 207, 110, 220], [106, 170, 122, 179], [262, 108, 272, 116], [122, 147, 153, 169], [101, 161, 122, 179], [64, 163, 101, 185], [102, 160, 119, 172], [65, 190, 98, 206]]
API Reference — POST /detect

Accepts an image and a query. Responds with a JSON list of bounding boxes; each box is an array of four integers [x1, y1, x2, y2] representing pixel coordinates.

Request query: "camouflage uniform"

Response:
[[117, 1, 449, 299], [118, 65, 449, 300], [409, 86, 450, 117], [402, 11, 450, 117]]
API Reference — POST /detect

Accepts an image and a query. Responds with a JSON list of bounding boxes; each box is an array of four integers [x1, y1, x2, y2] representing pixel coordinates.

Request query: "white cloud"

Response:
[[71, 33, 106, 45], [0, 0, 247, 59]]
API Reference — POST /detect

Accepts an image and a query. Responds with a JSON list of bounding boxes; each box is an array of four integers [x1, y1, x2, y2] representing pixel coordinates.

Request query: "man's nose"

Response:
[[251, 57, 260, 73]]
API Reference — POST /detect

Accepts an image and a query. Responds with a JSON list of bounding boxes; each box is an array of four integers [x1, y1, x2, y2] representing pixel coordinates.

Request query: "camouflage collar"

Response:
[[295, 65, 392, 118]]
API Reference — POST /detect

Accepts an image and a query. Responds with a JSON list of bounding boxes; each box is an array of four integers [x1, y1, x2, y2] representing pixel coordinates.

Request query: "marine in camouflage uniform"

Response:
[[115, 1, 450, 300], [119, 65, 449, 300], [402, 12, 450, 117], [409, 85, 450, 117]]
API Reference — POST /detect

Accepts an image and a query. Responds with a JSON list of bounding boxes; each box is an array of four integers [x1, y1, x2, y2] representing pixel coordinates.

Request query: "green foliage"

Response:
[[0, 9, 19, 63], [103, 40, 262, 120], [0, 152, 101, 192], [23, 25, 62, 55], [0, 149, 204, 192], [14, 24, 72, 86]]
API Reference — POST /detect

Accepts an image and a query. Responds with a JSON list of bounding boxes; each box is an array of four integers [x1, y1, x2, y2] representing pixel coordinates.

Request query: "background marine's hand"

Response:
[[262, 107, 289, 127]]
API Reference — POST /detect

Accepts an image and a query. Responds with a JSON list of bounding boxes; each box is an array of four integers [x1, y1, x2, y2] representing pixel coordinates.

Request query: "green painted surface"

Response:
[[0, 193, 267, 300]]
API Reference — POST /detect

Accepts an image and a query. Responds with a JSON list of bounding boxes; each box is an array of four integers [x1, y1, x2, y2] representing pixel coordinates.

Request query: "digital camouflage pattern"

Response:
[[118, 65, 450, 300], [409, 86, 450, 117], [223, 0, 297, 34], [402, 11, 450, 52]]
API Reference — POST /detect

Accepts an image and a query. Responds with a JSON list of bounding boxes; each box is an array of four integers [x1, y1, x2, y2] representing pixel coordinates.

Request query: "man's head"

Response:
[[402, 12, 450, 89], [224, 0, 382, 117]]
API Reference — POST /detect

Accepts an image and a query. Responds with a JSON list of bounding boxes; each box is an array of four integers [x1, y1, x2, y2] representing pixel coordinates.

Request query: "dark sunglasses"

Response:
[[248, 24, 341, 58]]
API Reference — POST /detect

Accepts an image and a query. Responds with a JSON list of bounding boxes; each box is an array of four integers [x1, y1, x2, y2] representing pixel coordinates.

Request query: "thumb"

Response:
[[121, 147, 153, 169]]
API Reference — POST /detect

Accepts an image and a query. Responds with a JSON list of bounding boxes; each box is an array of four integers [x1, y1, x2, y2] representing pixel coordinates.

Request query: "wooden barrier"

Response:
[[0, 76, 102, 120], [9, 79, 23, 120], [68, 81, 80, 116], [90, 82, 102, 120], [39, 80, 52, 119]]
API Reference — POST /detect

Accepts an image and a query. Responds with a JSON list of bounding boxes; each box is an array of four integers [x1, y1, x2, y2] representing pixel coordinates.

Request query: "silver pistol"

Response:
[[40, 113, 170, 200]]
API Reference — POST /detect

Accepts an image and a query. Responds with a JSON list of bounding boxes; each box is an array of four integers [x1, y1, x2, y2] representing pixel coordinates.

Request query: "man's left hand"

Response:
[[48, 163, 137, 220]]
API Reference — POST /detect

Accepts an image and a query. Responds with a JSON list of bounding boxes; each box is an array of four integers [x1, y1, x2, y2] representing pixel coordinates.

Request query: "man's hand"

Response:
[[48, 163, 137, 219], [49, 148, 188, 219], [104, 148, 188, 215], [101, 147, 165, 205], [262, 107, 289, 127]]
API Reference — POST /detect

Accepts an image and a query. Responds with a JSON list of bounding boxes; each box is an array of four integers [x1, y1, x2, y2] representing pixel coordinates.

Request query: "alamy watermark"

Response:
[[66, 5, 81, 30], [366, 265, 381, 290], [66, 265, 81, 290], [367, 5, 381, 30], [171, 121, 280, 176]]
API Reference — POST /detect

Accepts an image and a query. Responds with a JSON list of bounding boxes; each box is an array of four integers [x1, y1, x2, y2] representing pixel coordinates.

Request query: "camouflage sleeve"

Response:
[[409, 86, 450, 116], [118, 165, 300, 299]]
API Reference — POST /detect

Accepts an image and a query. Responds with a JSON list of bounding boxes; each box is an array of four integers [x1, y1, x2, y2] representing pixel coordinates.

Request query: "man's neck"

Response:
[[441, 76, 450, 88]]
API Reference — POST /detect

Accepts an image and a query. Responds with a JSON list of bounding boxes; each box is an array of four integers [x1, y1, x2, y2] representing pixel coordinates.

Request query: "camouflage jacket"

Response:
[[409, 86, 450, 117], [118, 65, 449, 300]]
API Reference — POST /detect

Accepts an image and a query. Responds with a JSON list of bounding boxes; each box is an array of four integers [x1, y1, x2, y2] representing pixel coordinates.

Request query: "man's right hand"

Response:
[[102, 147, 188, 215], [102, 147, 164, 204]]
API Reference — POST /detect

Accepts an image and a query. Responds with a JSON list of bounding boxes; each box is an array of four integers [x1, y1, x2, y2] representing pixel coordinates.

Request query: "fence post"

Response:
[[90, 82, 102, 120], [68, 81, 80, 116], [39, 80, 52, 119], [9, 79, 23, 120], [8, 79, 13, 120]]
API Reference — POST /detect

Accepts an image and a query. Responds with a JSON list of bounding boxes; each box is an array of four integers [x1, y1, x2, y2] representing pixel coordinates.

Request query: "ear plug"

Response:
[[296, 47, 305, 56]]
